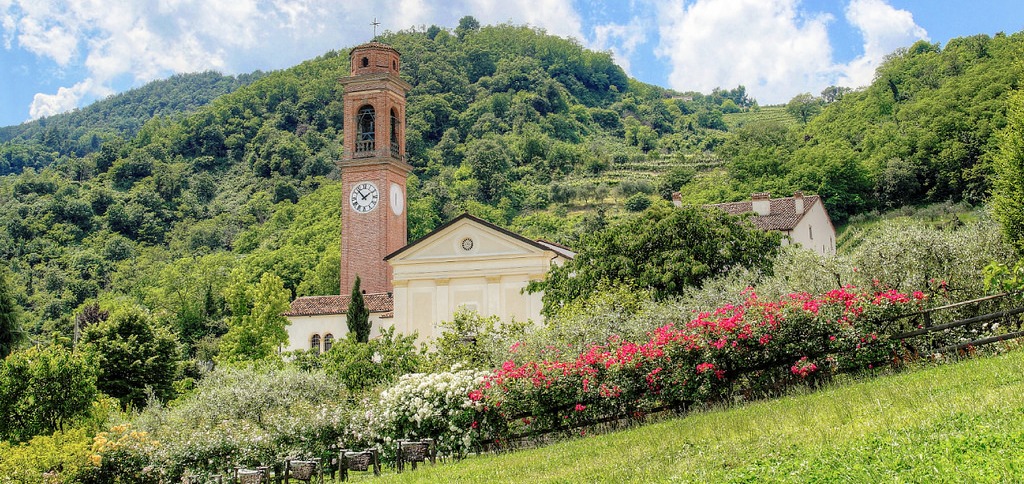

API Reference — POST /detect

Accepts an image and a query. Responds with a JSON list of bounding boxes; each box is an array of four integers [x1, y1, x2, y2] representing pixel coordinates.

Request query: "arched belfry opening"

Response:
[[356, 105, 376, 155], [390, 108, 400, 158]]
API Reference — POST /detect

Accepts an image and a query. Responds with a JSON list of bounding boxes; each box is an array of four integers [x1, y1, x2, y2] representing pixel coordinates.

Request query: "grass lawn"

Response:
[[364, 348, 1024, 483]]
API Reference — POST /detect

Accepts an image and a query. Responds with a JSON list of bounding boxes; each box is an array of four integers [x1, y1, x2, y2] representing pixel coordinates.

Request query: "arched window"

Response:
[[361, 57, 369, 68], [324, 334, 334, 352], [356, 105, 375, 154], [390, 108, 400, 158], [310, 334, 321, 355]]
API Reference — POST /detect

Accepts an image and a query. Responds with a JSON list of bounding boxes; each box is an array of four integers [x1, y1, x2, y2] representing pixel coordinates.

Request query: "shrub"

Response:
[[0, 428, 94, 482], [475, 286, 926, 441], [624, 193, 651, 212], [322, 327, 424, 392], [88, 365, 349, 481], [354, 368, 493, 461], [428, 308, 532, 371]]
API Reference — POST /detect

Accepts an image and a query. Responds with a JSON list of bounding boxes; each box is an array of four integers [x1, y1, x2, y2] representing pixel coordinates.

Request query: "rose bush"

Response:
[[473, 286, 927, 441]]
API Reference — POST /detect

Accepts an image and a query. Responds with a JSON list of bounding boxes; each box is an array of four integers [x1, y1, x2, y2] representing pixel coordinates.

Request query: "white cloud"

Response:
[[654, 0, 835, 105], [28, 78, 106, 119], [460, 0, 582, 39], [4, 0, 583, 120], [10, 2, 78, 66], [590, 19, 647, 75], [838, 0, 928, 88]]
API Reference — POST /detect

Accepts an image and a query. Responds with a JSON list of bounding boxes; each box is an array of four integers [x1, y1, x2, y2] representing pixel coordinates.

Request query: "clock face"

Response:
[[390, 182, 404, 216], [350, 182, 379, 213]]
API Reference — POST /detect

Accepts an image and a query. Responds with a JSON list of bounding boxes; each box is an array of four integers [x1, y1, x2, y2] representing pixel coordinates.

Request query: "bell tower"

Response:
[[339, 42, 412, 295]]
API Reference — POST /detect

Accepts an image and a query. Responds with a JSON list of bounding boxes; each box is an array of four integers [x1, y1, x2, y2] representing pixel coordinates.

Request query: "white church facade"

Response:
[[282, 42, 571, 352]]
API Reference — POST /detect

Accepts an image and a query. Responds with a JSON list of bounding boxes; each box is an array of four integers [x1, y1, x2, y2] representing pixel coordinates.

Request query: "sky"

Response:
[[1, 0, 1023, 127]]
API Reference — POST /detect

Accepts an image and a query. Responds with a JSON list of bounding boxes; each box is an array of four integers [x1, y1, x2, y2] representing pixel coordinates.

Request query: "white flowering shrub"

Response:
[[353, 368, 492, 461]]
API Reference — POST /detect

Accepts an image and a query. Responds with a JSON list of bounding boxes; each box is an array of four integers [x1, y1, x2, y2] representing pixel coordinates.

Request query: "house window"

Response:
[[356, 105, 376, 154], [310, 334, 321, 355], [324, 334, 334, 352]]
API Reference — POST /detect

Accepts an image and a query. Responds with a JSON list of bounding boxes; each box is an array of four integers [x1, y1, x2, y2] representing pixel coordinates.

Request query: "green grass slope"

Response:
[[377, 349, 1024, 483]]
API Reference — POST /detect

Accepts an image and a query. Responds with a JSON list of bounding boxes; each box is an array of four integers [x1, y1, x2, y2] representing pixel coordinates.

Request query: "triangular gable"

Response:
[[385, 213, 559, 263]]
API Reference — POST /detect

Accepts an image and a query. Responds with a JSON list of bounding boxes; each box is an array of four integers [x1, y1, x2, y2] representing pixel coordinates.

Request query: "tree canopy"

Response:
[[540, 203, 781, 314], [79, 305, 181, 409], [0, 345, 98, 443]]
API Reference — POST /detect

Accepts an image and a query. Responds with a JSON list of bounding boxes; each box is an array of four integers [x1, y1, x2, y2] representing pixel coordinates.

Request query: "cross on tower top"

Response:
[[372, 18, 380, 38]]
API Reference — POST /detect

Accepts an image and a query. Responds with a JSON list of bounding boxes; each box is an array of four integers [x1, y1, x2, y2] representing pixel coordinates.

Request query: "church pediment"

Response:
[[386, 214, 553, 264]]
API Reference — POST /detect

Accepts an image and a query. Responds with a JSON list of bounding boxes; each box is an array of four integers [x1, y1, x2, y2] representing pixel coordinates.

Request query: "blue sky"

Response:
[[1, 0, 1022, 128]]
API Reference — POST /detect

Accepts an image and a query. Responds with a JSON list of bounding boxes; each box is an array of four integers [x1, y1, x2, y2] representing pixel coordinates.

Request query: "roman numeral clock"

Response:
[[350, 181, 380, 214], [338, 41, 413, 296]]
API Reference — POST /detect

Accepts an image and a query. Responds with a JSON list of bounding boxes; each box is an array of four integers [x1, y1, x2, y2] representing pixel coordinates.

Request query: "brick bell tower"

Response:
[[339, 42, 412, 296]]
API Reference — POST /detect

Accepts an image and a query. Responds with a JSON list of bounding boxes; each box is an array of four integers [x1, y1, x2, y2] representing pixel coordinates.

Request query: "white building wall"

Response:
[[787, 201, 836, 255], [283, 313, 390, 353], [388, 219, 564, 343]]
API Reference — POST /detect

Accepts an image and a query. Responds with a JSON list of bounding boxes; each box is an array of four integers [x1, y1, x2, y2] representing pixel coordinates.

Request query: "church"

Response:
[[282, 42, 573, 352]]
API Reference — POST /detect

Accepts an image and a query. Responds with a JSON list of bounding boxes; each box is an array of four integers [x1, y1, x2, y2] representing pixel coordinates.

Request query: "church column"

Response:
[[486, 275, 501, 317], [528, 273, 547, 322], [435, 278, 450, 339], [392, 279, 408, 333]]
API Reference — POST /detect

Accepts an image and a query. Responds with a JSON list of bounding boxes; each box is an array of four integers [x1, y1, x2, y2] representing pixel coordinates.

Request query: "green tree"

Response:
[[993, 91, 1024, 256], [217, 272, 291, 364], [624, 193, 651, 212], [347, 275, 370, 343], [540, 204, 780, 313], [0, 345, 98, 442], [455, 15, 481, 40], [463, 136, 512, 202], [0, 268, 25, 359], [785, 93, 822, 123], [79, 305, 181, 409], [322, 327, 422, 392]]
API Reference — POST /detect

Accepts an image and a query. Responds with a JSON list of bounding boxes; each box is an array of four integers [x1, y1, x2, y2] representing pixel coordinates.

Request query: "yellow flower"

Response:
[[89, 454, 102, 467]]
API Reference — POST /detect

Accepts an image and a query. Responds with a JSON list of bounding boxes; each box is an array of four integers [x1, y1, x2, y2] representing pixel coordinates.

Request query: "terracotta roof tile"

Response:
[[284, 292, 393, 317], [709, 195, 821, 231]]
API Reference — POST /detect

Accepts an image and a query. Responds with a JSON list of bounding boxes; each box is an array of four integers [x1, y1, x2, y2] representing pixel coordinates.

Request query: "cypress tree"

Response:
[[347, 275, 370, 343]]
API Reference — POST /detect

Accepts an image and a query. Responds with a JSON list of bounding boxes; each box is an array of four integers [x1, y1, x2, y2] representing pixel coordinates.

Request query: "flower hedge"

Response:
[[80, 286, 927, 477], [473, 286, 926, 441]]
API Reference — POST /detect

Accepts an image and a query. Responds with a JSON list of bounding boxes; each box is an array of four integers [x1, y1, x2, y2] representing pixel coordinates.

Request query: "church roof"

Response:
[[384, 213, 575, 261], [284, 292, 393, 317], [349, 41, 399, 54], [708, 194, 823, 231], [536, 239, 576, 260]]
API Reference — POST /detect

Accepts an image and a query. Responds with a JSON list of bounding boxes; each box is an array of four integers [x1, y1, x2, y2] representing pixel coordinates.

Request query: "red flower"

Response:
[[575, 403, 586, 412], [696, 363, 715, 374]]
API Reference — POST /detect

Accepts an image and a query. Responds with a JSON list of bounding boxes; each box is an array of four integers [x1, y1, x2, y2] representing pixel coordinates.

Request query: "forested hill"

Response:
[[0, 21, 1021, 354], [0, 70, 264, 174]]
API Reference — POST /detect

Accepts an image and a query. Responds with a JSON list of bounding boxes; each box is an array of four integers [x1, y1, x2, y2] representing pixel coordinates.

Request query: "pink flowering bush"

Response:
[[472, 286, 927, 442]]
